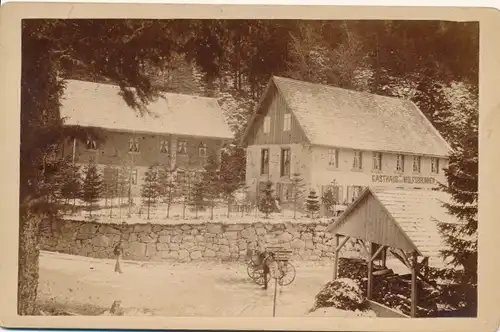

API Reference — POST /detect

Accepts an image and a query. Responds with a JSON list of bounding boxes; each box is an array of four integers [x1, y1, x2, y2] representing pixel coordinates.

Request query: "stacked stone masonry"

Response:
[[40, 220, 362, 262]]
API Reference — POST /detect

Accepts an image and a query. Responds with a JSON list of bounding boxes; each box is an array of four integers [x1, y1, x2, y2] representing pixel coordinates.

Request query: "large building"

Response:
[[60, 79, 233, 196], [241, 76, 452, 209]]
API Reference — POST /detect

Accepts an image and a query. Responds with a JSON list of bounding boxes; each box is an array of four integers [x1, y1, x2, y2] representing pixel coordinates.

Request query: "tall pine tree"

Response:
[[437, 90, 478, 316]]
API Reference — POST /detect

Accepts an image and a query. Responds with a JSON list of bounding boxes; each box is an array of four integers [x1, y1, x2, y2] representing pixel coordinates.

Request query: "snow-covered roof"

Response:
[[60, 79, 234, 140], [245, 76, 452, 157], [328, 188, 457, 258]]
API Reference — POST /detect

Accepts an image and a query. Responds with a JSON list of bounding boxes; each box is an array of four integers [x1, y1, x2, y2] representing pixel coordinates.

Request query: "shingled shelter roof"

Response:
[[327, 188, 453, 259], [244, 76, 452, 157], [60, 79, 234, 140]]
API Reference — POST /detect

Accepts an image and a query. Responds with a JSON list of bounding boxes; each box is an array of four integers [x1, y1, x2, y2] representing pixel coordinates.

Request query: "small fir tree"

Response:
[[203, 154, 221, 220], [157, 164, 177, 219], [306, 189, 320, 219], [60, 163, 82, 210], [259, 180, 275, 218], [290, 172, 306, 219], [118, 157, 135, 217], [103, 165, 119, 217], [189, 179, 207, 218], [140, 165, 160, 220], [82, 162, 103, 217], [116, 163, 131, 219]]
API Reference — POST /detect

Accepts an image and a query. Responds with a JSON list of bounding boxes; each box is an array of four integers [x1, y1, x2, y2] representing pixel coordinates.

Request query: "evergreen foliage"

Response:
[[219, 145, 246, 217], [202, 154, 221, 220], [321, 179, 339, 216], [157, 164, 177, 219], [82, 162, 103, 216], [306, 190, 320, 219], [117, 159, 133, 218], [259, 180, 275, 218], [140, 165, 160, 220], [189, 179, 207, 218], [437, 83, 478, 316], [290, 172, 306, 219], [59, 162, 82, 207]]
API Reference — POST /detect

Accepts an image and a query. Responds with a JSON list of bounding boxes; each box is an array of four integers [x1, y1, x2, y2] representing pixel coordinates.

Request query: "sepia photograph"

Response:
[[2, 4, 497, 330], [18, 17, 479, 319]]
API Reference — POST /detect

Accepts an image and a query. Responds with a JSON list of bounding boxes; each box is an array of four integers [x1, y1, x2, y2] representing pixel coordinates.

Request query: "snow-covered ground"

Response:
[[64, 198, 332, 225], [37, 251, 376, 317]]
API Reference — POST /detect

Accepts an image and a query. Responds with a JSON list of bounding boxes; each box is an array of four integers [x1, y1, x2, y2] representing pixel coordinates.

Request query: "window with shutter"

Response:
[[353, 151, 362, 170]]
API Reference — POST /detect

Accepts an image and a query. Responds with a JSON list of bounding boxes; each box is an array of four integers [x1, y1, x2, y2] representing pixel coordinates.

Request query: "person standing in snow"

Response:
[[114, 240, 123, 274]]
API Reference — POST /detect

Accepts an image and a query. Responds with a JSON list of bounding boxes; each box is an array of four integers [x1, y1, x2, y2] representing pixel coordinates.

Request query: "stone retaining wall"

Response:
[[40, 219, 361, 262]]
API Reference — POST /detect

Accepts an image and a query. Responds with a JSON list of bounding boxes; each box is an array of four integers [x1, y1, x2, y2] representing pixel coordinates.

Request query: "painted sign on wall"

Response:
[[371, 174, 436, 185]]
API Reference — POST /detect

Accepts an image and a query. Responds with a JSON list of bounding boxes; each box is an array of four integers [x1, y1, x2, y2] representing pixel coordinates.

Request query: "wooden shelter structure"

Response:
[[327, 187, 450, 317]]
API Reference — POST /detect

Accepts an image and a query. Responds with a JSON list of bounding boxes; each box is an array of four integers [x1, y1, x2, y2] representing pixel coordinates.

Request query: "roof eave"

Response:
[[327, 187, 373, 233], [239, 78, 276, 146], [408, 100, 454, 155], [327, 187, 424, 256], [62, 123, 233, 141]]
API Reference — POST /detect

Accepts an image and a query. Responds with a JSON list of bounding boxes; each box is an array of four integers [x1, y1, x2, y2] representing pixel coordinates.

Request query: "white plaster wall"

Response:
[[309, 146, 448, 202], [245, 143, 312, 201]]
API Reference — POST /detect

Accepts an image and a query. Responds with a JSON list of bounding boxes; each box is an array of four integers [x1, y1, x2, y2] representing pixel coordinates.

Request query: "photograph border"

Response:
[[1, 3, 499, 331]]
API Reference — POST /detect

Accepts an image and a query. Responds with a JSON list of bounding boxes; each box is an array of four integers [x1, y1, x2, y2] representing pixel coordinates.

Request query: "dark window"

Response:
[[372, 152, 382, 171], [280, 148, 291, 176], [129, 138, 140, 153], [261, 149, 269, 175], [160, 140, 169, 154], [199, 143, 207, 157], [86, 137, 97, 150], [431, 158, 440, 174], [353, 151, 362, 170], [178, 141, 188, 155], [396, 154, 405, 172]]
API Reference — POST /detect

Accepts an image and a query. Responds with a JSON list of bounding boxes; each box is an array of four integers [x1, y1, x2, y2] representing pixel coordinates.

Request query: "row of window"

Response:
[[85, 138, 208, 157], [327, 148, 440, 174], [259, 147, 441, 176], [262, 113, 292, 134]]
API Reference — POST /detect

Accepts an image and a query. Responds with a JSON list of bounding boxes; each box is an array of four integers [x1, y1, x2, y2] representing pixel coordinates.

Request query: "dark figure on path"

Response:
[[256, 250, 271, 290], [114, 241, 123, 274]]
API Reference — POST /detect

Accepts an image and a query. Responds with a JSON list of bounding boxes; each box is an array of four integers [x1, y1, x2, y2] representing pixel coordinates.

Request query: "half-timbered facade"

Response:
[[241, 76, 452, 210], [60, 79, 233, 196]]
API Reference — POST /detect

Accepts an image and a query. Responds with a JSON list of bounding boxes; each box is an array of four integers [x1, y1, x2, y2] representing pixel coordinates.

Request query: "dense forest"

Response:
[[20, 19, 478, 315]]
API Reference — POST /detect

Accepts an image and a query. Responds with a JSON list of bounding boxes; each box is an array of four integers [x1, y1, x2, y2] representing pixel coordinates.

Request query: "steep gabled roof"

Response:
[[243, 76, 452, 157], [328, 188, 452, 259], [60, 79, 234, 140]]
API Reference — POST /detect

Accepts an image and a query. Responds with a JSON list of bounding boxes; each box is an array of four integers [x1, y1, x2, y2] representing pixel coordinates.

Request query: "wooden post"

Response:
[[381, 247, 388, 268], [72, 138, 76, 164], [411, 251, 419, 318], [332, 234, 340, 280], [272, 277, 278, 317], [367, 241, 374, 300]]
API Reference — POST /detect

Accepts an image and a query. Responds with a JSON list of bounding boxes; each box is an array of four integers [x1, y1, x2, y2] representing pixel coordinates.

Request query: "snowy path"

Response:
[[37, 251, 374, 317]]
